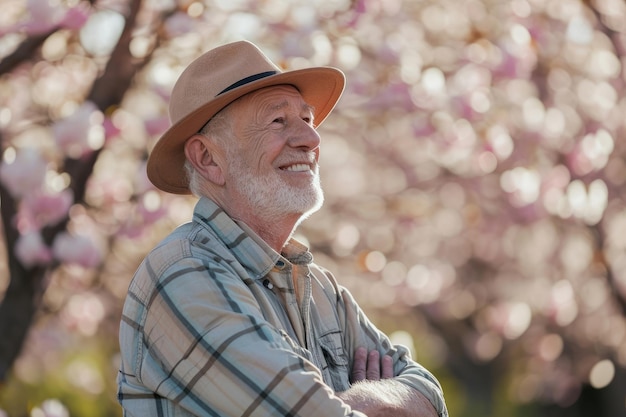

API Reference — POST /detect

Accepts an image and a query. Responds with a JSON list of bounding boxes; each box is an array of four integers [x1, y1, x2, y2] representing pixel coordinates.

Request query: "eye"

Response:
[[302, 116, 312, 124], [272, 117, 285, 124]]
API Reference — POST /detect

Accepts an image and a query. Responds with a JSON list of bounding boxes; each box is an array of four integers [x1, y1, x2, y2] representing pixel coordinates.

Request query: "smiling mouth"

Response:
[[281, 163, 312, 172]]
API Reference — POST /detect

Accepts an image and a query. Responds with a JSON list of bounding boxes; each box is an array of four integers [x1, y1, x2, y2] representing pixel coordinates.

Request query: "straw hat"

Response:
[[147, 40, 346, 194]]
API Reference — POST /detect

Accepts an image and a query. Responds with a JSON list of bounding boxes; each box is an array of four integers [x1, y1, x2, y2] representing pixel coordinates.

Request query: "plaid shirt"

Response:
[[117, 197, 448, 416]]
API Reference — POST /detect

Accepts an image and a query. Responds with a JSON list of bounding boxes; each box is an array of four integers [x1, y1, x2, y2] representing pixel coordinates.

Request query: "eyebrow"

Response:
[[269, 100, 315, 116]]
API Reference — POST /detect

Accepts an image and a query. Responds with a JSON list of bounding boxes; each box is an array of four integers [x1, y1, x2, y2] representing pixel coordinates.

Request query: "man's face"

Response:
[[221, 85, 324, 222]]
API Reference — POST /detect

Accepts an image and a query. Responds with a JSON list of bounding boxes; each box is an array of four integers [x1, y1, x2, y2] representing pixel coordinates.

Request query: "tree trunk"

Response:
[[0, 263, 45, 381]]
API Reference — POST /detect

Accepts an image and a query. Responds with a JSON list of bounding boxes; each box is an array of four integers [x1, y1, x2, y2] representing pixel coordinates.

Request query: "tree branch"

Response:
[[0, 30, 55, 75]]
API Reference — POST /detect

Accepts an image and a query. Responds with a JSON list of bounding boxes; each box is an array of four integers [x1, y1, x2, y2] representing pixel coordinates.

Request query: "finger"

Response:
[[381, 354, 394, 379], [351, 347, 368, 382], [366, 350, 381, 381]]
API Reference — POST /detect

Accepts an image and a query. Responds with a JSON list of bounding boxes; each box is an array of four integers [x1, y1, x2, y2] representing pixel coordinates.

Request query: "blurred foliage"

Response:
[[1, 0, 626, 416]]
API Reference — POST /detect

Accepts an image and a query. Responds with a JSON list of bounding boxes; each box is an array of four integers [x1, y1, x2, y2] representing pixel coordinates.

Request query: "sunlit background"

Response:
[[1, 0, 626, 416]]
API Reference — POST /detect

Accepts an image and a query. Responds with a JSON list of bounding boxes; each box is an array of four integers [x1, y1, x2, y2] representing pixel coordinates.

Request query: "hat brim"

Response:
[[147, 67, 345, 194]]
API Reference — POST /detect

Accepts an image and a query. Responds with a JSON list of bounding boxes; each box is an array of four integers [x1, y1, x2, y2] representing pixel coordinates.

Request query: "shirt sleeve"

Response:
[[123, 254, 368, 417], [325, 268, 449, 417]]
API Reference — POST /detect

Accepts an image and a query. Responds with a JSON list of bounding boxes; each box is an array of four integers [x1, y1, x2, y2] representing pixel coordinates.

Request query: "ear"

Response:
[[184, 134, 225, 186]]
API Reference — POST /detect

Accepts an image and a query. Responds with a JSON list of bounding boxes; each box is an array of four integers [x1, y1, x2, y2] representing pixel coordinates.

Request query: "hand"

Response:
[[339, 347, 439, 417], [350, 346, 394, 382]]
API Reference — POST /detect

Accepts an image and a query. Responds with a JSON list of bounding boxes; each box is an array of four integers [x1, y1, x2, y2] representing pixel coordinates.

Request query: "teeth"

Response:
[[285, 164, 310, 172]]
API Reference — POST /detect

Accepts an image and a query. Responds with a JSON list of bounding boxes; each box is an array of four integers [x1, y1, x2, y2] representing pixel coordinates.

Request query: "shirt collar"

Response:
[[193, 197, 313, 278]]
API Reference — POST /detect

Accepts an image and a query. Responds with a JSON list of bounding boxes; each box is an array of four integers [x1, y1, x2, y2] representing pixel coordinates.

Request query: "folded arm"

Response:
[[337, 347, 439, 417]]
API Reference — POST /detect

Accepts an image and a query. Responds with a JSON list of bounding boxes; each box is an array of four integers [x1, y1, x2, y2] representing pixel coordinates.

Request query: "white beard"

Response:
[[228, 152, 324, 225]]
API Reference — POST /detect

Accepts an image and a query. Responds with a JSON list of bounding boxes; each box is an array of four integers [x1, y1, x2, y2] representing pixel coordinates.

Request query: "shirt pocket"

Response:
[[318, 331, 350, 392]]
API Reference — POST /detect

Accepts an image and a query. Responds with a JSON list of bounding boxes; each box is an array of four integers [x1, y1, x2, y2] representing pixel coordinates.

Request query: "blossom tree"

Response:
[[1, 0, 626, 416], [0, 0, 153, 390]]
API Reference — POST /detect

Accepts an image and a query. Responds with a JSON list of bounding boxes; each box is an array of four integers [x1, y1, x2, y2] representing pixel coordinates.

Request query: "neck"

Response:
[[203, 189, 302, 252], [236, 212, 302, 252]]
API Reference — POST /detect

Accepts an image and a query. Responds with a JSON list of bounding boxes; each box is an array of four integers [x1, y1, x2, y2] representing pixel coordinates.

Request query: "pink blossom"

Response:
[[566, 146, 593, 177], [134, 161, 154, 194], [13, 0, 86, 35], [152, 85, 172, 102], [491, 43, 537, 80], [27, 0, 57, 24], [15, 232, 53, 267], [52, 232, 102, 268], [2, 0, 89, 36], [0, 22, 21, 37], [103, 117, 121, 141], [542, 165, 571, 191], [137, 198, 167, 224], [59, 3, 90, 30], [52, 102, 101, 157], [118, 224, 143, 239], [23, 0, 63, 34], [450, 94, 478, 121], [412, 116, 436, 138], [144, 116, 170, 137], [341, 0, 367, 28], [21, 189, 74, 229], [164, 12, 196, 38], [119, 193, 167, 239], [89, 176, 133, 205], [366, 82, 415, 112], [0, 148, 48, 198]]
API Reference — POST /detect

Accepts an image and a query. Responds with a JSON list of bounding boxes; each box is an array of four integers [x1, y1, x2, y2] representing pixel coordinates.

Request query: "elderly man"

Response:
[[117, 40, 448, 417]]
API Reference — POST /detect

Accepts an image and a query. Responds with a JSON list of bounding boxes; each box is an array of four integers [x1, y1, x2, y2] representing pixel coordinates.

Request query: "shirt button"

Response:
[[276, 260, 285, 268]]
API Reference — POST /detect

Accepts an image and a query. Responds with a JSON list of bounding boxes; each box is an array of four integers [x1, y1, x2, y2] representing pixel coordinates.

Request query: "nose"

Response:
[[288, 119, 321, 151]]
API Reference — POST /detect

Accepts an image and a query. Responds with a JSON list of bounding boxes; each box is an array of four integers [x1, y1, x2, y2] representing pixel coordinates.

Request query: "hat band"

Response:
[[217, 71, 278, 96]]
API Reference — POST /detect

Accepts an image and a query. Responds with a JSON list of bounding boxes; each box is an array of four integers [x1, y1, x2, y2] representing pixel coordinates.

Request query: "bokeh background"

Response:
[[1, 0, 626, 416]]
